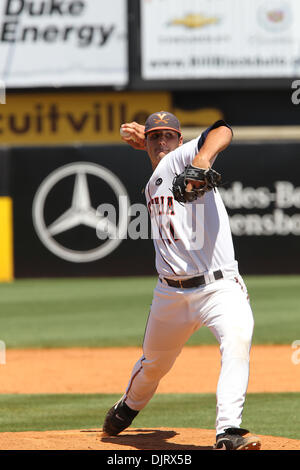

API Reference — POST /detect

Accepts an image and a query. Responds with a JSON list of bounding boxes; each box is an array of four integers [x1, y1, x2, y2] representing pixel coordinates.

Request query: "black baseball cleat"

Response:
[[102, 399, 139, 436], [214, 427, 262, 450]]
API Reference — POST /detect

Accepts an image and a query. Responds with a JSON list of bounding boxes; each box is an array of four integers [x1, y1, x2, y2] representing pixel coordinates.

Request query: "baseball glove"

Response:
[[172, 165, 222, 203]]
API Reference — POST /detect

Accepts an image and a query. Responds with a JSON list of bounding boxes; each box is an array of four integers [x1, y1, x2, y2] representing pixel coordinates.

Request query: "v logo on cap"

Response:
[[154, 113, 169, 124]]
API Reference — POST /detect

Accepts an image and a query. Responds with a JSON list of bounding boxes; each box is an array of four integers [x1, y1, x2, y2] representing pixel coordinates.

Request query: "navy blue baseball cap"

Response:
[[144, 111, 182, 136]]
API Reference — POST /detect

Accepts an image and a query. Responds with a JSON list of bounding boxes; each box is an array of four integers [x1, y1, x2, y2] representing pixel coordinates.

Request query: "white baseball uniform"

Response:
[[122, 130, 254, 436]]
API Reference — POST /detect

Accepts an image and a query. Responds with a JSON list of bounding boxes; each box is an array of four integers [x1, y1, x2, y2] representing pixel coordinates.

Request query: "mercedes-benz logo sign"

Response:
[[32, 162, 130, 263]]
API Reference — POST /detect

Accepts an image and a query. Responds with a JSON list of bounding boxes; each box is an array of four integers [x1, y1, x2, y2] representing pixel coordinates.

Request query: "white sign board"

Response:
[[0, 0, 128, 87], [141, 0, 300, 80]]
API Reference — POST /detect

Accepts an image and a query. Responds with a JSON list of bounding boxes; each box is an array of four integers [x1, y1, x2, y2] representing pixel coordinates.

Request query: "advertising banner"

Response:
[[12, 145, 155, 277], [214, 141, 300, 274], [9, 141, 300, 277], [0, 0, 128, 87], [141, 0, 300, 80]]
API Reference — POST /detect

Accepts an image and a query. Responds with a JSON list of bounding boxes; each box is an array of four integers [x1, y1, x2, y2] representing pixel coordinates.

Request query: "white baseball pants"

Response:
[[123, 275, 254, 436]]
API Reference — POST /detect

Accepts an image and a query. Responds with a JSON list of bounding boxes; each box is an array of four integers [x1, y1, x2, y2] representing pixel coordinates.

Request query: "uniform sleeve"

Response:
[[197, 120, 233, 151], [165, 120, 232, 175]]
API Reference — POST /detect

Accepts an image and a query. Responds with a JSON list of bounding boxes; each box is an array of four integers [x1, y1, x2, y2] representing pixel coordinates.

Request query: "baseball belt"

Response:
[[161, 270, 223, 289]]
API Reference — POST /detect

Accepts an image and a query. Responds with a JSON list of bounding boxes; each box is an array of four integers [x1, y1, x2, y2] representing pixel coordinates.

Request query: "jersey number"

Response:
[[160, 221, 179, 244]]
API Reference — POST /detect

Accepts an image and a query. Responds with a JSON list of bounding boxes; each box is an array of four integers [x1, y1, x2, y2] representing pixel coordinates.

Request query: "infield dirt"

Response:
[[0, 345, 299, 450]]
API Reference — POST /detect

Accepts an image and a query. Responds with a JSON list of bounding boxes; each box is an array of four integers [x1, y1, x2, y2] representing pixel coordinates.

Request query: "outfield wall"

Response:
[[0, 140, 298, 278]]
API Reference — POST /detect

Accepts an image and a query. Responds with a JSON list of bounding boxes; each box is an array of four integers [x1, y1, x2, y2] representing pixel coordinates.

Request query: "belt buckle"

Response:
[[179, 279, 183, 288]]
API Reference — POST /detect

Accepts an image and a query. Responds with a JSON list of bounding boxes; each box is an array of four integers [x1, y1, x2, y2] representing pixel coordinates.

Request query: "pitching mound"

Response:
[[1, 345, 299, 450], [0, 428, 299, 450]]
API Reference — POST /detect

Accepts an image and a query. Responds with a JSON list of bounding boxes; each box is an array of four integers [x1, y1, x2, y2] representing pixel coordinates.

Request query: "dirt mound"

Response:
[[1, 345, 299, 450], [0, 428, 299, 451]]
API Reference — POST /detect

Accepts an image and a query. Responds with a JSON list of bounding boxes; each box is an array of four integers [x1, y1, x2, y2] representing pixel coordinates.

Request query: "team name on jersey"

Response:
[[147, 196, 175, 216]]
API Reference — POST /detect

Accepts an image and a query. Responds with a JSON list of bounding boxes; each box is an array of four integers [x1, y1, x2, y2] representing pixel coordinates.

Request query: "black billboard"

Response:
[[214, 141, 300, 275], [10, 141, 300, 277], [11, 145, 155, 277]]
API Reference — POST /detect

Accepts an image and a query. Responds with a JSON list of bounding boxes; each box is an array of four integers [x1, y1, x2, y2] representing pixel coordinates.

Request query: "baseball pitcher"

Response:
[[102, 112, 261, 451]]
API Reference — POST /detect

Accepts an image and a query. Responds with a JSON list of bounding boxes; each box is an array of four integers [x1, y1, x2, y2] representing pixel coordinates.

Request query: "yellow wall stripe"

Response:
[[0, 197, 14, 282]]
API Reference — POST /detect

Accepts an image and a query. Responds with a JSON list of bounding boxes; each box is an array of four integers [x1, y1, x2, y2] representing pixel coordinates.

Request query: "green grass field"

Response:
[[0, 393, 299, 439], [0, 275, 299, 348], [0, 275, 299, 439]]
